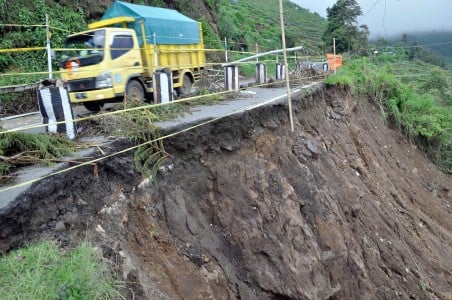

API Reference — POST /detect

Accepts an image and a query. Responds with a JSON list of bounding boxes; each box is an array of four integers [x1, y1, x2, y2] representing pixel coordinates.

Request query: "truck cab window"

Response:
[[110, 35, 133, 60], [60, 30, 105, 68]]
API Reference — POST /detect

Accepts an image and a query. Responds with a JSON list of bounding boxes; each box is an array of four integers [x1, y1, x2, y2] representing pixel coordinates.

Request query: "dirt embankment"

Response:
[[1, 85, 451, 299]]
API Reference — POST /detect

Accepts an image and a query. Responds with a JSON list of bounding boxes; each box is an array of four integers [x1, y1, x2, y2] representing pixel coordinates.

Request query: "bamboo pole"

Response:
[[279, 0, 294, 132]]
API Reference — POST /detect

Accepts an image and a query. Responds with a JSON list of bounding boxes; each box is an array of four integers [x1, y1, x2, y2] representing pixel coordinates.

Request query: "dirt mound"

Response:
[[1, 85, 451, 299]]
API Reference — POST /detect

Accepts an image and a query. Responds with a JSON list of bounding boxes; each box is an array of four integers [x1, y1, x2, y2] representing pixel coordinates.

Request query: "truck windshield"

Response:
[[60, 30, 105, 68]]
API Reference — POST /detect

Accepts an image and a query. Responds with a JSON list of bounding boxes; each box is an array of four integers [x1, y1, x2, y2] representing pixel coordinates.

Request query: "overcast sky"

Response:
[[290, 0, 452, 38]]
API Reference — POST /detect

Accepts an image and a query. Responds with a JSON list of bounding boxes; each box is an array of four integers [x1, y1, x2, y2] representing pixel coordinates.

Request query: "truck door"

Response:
[[109, 32, 143, 95]]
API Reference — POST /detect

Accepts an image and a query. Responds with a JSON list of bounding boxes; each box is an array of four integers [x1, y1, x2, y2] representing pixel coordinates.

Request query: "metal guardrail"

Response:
[[0, 82, 38, 94]]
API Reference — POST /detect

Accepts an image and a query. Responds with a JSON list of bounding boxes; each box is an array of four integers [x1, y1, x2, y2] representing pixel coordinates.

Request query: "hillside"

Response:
[[384, 30, 452, 68], [1, 1, 451, 299], [1, 85, 451, 298], [407, 31, 452, 61]]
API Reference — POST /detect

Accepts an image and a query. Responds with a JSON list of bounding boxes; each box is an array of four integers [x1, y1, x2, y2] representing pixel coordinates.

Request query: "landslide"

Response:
[[1, 85, 451, 299]]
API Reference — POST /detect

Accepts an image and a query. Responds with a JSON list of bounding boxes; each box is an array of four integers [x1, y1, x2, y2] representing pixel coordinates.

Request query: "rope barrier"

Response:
[[0, 23, 46, 28], [0, 73, 324, 135], [0, 47, 46, 53], [0, 50, 305, 79], [0, 81, 319, 194]]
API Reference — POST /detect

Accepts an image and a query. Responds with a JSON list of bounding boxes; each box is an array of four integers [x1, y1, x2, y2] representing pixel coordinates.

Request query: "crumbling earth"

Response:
[[0, 85, 451, 299]]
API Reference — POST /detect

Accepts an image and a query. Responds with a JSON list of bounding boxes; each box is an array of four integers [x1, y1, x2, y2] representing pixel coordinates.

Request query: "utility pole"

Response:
[[224, 37, 228, 62], [279, 0, 294, 132], [333, 37, 336, 74], [45, 14, 53, 79]]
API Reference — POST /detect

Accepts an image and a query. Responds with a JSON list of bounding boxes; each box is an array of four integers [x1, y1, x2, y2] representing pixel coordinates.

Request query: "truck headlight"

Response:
[[95, 71, 112, 88]]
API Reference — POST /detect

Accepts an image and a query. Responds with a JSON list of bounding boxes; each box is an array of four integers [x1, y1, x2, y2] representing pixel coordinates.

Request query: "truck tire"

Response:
[[126, 79, 145, 101], [83, 102, 103, 112], [177, 74, 193, 97]]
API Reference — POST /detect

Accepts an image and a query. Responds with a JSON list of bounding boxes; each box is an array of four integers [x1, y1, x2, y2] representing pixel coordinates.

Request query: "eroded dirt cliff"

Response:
[[1, 85, 451, 299]]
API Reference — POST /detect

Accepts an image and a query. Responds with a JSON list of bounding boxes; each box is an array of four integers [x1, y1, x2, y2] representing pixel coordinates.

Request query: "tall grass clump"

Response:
[[0, 241, 124, 299], [326, 57, 452, 173]]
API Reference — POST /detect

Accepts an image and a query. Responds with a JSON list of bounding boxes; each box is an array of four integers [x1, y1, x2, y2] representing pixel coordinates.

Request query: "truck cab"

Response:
[[60, 22, 145, 111]]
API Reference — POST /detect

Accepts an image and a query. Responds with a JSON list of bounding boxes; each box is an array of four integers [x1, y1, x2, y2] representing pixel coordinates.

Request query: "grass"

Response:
[[0, 241, 124, 299]]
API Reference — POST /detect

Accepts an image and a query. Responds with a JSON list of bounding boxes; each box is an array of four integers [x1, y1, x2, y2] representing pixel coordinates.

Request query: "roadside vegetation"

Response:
[[326, 56, 451, 173], [0, 241, 124, 299], [0, 0, 86, 86], [322, 0, 451, 173]]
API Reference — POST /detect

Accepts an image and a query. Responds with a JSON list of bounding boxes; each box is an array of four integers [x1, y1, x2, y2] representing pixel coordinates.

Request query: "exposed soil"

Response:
[[0, 85, 451, 299]]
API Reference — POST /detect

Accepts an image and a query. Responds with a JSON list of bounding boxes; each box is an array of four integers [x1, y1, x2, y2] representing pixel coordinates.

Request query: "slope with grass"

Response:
[[326, 56, 451, 173]]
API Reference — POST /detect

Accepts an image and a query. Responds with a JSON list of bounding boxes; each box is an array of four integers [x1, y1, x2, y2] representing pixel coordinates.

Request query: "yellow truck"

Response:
[[59, 1, 206, 111]]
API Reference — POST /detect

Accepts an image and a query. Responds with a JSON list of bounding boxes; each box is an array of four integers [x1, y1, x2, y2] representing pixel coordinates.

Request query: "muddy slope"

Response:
[[1, 85, 451, 299]]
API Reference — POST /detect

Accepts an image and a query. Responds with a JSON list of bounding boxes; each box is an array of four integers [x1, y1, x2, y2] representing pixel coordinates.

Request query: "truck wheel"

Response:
[[177, 74, 193, 97], [83, 102, 103, 112], [126, 79, 145, 101]]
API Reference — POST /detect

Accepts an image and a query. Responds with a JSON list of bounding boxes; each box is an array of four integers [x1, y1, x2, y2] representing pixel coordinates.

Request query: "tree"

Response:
[[322, 0, 368, 53]]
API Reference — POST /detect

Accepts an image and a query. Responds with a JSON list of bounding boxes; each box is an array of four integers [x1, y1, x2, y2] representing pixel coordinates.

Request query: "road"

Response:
[[0, 82, 321, 209]]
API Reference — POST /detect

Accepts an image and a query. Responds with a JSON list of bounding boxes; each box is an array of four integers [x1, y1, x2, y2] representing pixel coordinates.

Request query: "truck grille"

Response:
[[67, 78, 96, 92]]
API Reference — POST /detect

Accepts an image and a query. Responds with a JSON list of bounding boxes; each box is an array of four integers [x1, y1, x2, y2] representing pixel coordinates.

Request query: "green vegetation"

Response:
[[322, 0, 368, 54], [374, 35, 449, 69], [212, 0, 326, 53], [326, 56, 452, 173], [0, 0, 86, 86], [1, 1, 450, 297], [0, 241, 124, 299]]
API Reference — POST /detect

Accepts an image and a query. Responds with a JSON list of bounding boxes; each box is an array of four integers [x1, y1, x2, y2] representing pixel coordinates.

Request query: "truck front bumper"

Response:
[[69, 88, 119, 104]]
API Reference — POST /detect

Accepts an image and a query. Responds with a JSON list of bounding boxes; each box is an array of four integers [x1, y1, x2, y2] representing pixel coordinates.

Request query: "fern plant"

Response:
[[105, 99, 171, 185]]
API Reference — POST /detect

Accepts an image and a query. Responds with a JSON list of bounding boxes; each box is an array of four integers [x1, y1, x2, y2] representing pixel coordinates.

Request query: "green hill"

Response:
[[209, 0, 326, 52], [387, 31, 452, 68]]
